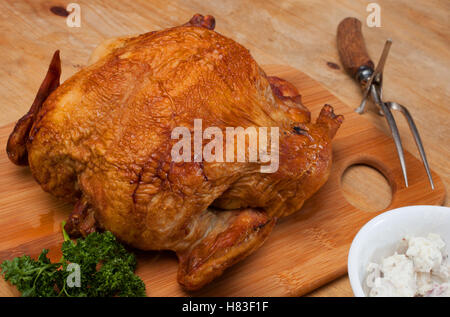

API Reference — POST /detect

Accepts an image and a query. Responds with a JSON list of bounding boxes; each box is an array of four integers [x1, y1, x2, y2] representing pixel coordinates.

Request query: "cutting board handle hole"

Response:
[[341, 164, 392, 212]]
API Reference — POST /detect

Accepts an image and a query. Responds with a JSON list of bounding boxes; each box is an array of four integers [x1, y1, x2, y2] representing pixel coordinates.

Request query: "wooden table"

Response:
[[0, 0, 448, 297]]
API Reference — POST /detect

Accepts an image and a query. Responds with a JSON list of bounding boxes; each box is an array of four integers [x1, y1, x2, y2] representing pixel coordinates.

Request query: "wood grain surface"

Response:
[[0, 65, 445, 296], [0, 0, 448, 297]]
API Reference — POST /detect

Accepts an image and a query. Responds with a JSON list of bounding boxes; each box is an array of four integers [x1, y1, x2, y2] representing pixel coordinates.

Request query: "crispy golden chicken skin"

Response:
[[7, 14, 343, 290]]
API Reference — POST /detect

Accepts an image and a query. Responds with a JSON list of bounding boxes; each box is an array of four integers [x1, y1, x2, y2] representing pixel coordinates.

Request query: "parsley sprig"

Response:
[[0, 223, 146, 297]]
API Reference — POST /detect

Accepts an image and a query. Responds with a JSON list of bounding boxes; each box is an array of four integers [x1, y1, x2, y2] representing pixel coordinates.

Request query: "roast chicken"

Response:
[[7, 14, 343, 290]]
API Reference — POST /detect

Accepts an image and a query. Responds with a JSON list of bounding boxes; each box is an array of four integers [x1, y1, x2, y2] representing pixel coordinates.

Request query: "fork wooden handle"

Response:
[[337, 17, 374, 79]]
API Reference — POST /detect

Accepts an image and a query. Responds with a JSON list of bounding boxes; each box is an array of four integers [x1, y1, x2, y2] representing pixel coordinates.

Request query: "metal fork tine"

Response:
[[371, 86, 409, 187], [387, 102, 435, 190], [380, 104, 409, 188]]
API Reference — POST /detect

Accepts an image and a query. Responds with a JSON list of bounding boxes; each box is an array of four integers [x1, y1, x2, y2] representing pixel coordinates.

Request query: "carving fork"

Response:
[[337, 17, 434, 190]]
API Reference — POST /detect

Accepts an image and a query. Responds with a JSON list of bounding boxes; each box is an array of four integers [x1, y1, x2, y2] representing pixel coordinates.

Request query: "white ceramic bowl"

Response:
[[348, 205, 450, 297]]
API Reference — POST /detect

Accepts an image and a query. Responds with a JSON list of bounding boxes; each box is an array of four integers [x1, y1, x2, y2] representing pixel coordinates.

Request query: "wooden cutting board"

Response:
[[0, 65, 445, 297]]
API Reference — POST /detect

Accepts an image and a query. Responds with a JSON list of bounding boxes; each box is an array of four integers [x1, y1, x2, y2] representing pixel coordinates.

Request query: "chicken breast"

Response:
[[6, 14, 343, 290]]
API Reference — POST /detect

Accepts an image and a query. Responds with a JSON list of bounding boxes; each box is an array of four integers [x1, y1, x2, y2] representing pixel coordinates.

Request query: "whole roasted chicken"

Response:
[[7, 15, 343, 290]]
